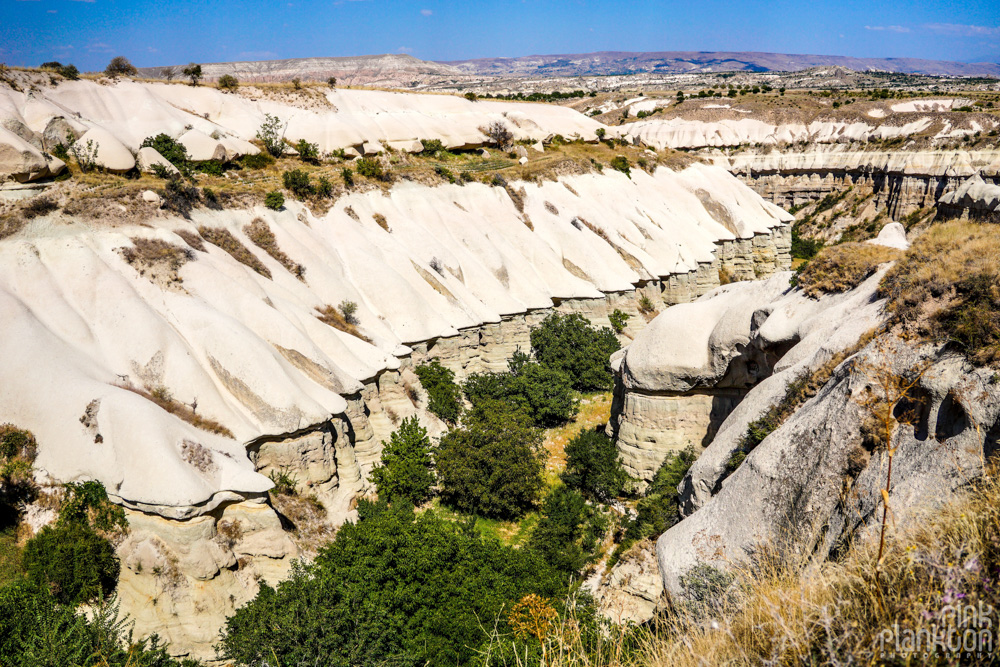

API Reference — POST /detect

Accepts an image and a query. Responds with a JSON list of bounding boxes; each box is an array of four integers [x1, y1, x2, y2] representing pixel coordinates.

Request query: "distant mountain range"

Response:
[[138, 50, 1000, 85], [444, 50, 1000, 78]]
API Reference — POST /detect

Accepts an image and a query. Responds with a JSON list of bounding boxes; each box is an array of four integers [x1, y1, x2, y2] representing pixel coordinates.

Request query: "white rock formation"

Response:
[[75, 127, 136, 172], [137, 147, 179, 175]]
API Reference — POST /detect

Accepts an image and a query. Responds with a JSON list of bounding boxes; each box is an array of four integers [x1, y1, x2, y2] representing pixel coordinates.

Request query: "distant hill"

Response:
[[139, 50, 1000, 86], [138, 54, 473, 88], [444, 51, 1000, 78]]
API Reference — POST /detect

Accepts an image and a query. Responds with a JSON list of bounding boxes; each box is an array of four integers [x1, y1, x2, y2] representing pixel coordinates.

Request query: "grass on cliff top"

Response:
[[794, 242, 902, 298], [881, 219, 1000, 366]]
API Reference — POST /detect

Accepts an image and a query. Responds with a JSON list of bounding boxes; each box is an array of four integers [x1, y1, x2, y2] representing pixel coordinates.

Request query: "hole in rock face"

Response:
[[894, 386, 931, 442], [935, 391, 969, 441]]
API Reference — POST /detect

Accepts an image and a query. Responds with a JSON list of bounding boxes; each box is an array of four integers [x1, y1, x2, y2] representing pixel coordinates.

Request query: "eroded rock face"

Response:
[[593, 541, 665, 624], [656, 338, 999, 596]]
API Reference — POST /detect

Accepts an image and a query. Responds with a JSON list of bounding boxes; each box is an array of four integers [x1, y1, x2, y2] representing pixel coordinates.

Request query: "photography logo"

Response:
[[876, 602, 994, 659]]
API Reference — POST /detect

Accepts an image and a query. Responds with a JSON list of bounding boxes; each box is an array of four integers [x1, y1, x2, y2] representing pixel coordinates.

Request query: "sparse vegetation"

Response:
[[117, 381, 234, 438], [197, 226, 272, 278], [244, 217, 305, 280], [264, 190, 285, 210], [608, 309, 630, 334], [315, 304, 371, 343], [256, 113, 288, 158], [485, 120, 513, 150]]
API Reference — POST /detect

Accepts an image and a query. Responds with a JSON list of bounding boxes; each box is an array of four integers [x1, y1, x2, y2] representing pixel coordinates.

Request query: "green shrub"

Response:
[[355, 157, 384, 180], [218, 503, 562, 666], [104, 56, 137, 78], [315, 176, 333, 198], [414, 360, 462, 423], [217, 74, 239, 91], [0, 582, 189, 667], [256, 113, 287, 158], [528, 485, 608, 574], [268, 467, 299, 495], [140, 134, 191, 175], [282, 169, 313, 197], [419, 138, 447, 156], [294, 139, 319, 163], [434, 165, 456, 184], [193, 159, 224, 176], [238, 152, 275, 170], [264, 191, 284, 210], [341, 167, 354, 187], [338, 300, 358, 324], [23, 522, 119, 605], [463, 351, 578, 427], [790, 223, 823, 260], [610, 155, 631, 177], [370, 417, 435, 505], [562, 429, 628, 501], [436, 400, 545, 519], [611, 447, 697, 565], [58, 481, 127, 534], [530, 313, 620, 392], [609, 309, 630, 333], [57, 64, 80, 80]]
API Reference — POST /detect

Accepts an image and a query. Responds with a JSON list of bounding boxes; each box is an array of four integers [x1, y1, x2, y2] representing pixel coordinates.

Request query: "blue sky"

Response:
[[2, 0, 999, 71]]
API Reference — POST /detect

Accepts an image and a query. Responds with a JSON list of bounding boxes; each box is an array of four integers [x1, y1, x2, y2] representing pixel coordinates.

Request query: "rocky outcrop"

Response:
[[937, 174, 1000, 219], [656, 336, 999, 596]]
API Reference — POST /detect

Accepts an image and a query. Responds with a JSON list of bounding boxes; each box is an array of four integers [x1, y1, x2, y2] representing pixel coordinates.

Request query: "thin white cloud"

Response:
[[923, 23, 1000, 37], [421, 8, 432, 15], [864, 25, 910, 33], [87, 42, 113, 52], [396, 46, 413, 54], [47, 9, 57, 12]]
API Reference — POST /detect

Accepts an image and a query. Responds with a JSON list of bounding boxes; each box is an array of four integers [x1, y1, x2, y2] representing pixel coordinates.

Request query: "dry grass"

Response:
[[543, 392, 613, 480], [198, 225, 272, 278], [796, 242, 902, 298], [269, 491, 334, 558], [881, 220, 1000, 366], [244, 217, 305, 280], [0, 213, 26, 241], [121, 237, 193, 272], [116, 382, 234, 438], [174, 229, 206, 251], [315, 304, 372, 343]]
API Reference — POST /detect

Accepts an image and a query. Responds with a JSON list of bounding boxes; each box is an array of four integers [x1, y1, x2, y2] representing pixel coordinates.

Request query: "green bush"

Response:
[[610, 155, 631, 178], [193, 159, 223, 176], [528, 485, 608, 574], [238, 152, 275, 170], [562, 429, 628, 501], [22, 521, 119, 605], [611, 447, 697, 565], [256, 113, 287, 158], [218, 503, 562, 666], [0, 582, 190, 667], [217, 74, 239, 91], [530, 313, 620, 392], [463, 351, 578, 427], [436, 400, 544, 519], [58, 481, 127, 534], [282, 169, 313, 197], [414, 360, 462, 423], [609, 309, 630, 334], [104, 56, 137, 78], [140, 134, 191, 175], [316, 175, 333, 197], [264, 191, 284, 210], [355, 157, 384, 180], [294, 139, 319, 163], [419, 138, 447, 156], [341, 167, 354, 187], [370, 417, 435, 505]]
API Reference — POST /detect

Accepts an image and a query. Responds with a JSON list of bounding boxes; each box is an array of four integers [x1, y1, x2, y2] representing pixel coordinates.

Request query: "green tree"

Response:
[[256, 113, 287, 158], [181, 63, 202, 86], [530, 313, 620, 391], [104, 56, 137, 79], [218, 503, 562, 666], [528, 485, 607, 574], [370, 417, 435, 505], [414, 360, 462, 423], [294, 139, 319, 163], [264, 191, 284, 210], [22, 521, 119, 605], [436, 400, 544, 519], [463, 351, 577, 427], [282, 169, 313, 197], [217, 74, 239, 91], [562, 429, 628, 501]]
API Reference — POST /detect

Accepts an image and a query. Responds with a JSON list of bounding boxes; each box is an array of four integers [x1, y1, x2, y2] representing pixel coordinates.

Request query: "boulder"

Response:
[[514, 145, 529, 159], [343, 146, 362, 159], [531, 141, 544, 153], [1, 127, 56, 182], [141, 190, 162, 205], [42, 117, 82, 153], [362, 141, 384, 156], [1, 118, 42, 151], [866, 222, 909, 250], [518, 156, 528, 165], [479, 149, 490, 158], [178, 129, 227, 162], [75, 127, 136, 172], [137, 147, 180, 176], [218, 136, 260, 159], [387, 139, 423, 153]]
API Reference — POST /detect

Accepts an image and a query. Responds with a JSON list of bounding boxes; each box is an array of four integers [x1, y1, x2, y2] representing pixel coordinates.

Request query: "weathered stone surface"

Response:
[[137, 146, 179, 175], [177, 129, 227, 162], [76, 127, 136, 172], [594, 540, 664, 624]]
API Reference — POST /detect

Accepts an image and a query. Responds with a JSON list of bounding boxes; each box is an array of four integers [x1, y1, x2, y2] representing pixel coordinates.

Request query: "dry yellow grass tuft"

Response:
[[244, 217, 305, 280], [795, 242, 901, 298], [881, 220, 1000, 366], [315, 304, 372, 343], [117, 382, 234, 438], [198, 225, 272, 278]]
